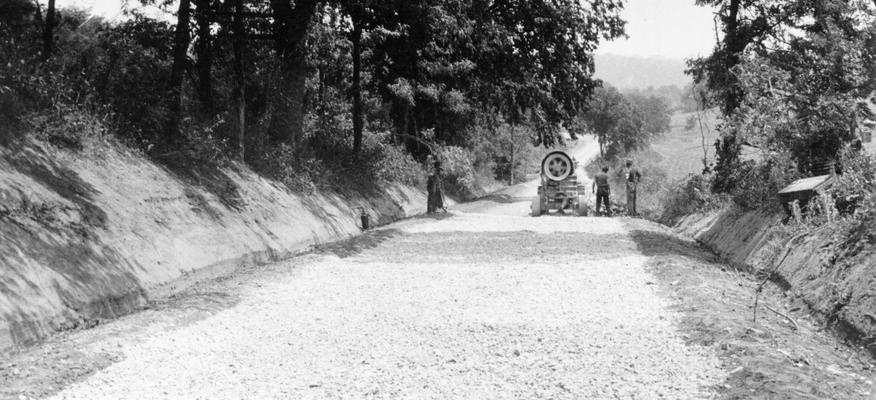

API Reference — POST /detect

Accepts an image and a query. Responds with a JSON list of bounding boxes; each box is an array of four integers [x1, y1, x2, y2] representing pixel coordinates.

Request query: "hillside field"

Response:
[[649, 111, 720, 181]]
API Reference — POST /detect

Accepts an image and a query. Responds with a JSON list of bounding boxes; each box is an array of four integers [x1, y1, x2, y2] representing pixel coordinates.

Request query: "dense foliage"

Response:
[[577, 85, 672, 159], [688, 0, 876, 195], [0, 0, 626, 193]]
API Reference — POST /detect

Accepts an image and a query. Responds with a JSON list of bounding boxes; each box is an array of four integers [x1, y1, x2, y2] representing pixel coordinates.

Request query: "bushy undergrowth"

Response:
[[821, 149, 876, 247], [832, 148, 876, 217], [248, 130, 426, 194], [659, 173, 727, 224], [726, 151, 803, 212]]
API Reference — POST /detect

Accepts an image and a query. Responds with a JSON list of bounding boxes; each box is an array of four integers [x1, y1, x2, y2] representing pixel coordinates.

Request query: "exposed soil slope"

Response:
[[675, 206, 876, 357], [3, 186, 873, 399], [0, 138, 425, 354]]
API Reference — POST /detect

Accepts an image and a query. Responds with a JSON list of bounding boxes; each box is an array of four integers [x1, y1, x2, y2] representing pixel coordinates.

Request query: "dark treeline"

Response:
[[0, 0, 630, 192]]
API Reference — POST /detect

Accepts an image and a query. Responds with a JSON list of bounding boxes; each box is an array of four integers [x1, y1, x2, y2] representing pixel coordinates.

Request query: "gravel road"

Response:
[[48, 182, 725, 399]]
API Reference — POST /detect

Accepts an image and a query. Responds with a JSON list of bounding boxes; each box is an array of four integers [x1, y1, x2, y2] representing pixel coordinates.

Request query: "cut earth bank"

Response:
[[675, 206, 876, 355], [0, 138, 435, 355]]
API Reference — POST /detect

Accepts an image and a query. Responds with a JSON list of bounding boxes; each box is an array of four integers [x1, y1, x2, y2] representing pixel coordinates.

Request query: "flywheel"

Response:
[[541, 151, 573, 181]]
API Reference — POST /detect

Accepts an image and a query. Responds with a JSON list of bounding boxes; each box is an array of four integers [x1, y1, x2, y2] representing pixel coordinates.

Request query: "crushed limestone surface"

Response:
[[50, 212, 723, 400]]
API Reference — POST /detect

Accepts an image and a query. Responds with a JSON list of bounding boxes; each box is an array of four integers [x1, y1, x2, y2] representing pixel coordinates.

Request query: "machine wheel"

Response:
[[541, 151, 573, 182]]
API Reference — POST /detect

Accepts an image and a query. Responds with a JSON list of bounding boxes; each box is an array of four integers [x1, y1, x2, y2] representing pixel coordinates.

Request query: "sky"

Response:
[[54, 0, 165, 21], [53, 0, 717, 59], [596, 0, 718, 59]]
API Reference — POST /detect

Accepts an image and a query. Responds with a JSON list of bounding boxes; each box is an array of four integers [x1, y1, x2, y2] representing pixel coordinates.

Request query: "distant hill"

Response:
[[594, 54, 692, 90]]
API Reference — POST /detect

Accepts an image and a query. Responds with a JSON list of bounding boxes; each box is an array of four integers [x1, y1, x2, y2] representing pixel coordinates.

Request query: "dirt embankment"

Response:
[[0, 139, 426, 354], [674, 206, 876, 354]]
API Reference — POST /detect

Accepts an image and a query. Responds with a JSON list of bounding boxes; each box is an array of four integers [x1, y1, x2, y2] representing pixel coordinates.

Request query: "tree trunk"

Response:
[[33, 0, 43, 23], [41, 0, 55, 59], [721, 0, 743, 114], [351, 11, 363, 154], [233, 0, 246, 161], [509, 146, 515, 185], [268, 0, 318, 147], [195, 0, 213, 111], [167, 0, 192, 145]]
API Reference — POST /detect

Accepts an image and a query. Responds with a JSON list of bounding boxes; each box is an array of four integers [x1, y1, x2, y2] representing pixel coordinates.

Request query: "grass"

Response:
[[649, 110, 719, 182]]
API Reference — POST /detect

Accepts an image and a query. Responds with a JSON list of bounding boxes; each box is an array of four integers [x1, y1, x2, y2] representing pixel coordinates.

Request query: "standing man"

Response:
[[592, 166, 611, 216], [427, 158, 446, 213], [625, 159, 642, 216]]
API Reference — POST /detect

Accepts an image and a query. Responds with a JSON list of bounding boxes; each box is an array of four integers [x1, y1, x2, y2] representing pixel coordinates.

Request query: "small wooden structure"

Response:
[[777, 175, 833, 216]]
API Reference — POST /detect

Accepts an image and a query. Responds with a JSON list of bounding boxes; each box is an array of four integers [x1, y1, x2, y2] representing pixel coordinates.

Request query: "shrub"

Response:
[[435, 145, 479, 199], [728, 151, 802, 211], [659, 172, 725, 224], [364, 133, 425, 187], [825, 148, 876, 246], [25, 103, 110, 152], [832, 147, 876, 215], [247, 129, 426, 194]]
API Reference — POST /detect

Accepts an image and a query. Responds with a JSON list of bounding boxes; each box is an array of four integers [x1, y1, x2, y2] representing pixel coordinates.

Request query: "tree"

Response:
[[337, 0, 378, 155], [167, 0, 192, 144], [361, 0, 625, 155], [628, 93, 671, 139], [580, 85, 671, 159], [232, 0, 245, 160], [349, 3, 363, 154], [194, 0, 213, 111], [467, 0, 626, 147], [267, 0, 319, 147], [692, 0, 876, 190], [41, 0, 55, 59], [580, 86, 626, 157]]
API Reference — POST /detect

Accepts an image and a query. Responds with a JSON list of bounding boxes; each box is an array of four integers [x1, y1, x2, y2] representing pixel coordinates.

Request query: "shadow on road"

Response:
[[415, 212, 456, 221], [313, 228, 403, 258], [628, 229, 719, 262], [473, 193, 534, 204]]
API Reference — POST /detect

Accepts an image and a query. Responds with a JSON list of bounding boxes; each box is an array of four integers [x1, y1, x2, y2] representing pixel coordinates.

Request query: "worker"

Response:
[[427, 158, 446, 213], [625, 159, 642, 216], [592, 166, 611, 216]]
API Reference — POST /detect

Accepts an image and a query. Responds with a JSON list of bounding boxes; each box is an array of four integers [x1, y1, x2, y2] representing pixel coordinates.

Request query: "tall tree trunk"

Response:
[[721, 0, 743, 114], [41, 0, 55, 59], [233, 0, 246, 161], [33, 0, 43, 23], [195, 0, 213, 111], [508, 129, 515, 185], [268, 0, 318, 147], [167, 0, 192, 145], [711, 0, 743, 191], [351, 10, 363, 154]]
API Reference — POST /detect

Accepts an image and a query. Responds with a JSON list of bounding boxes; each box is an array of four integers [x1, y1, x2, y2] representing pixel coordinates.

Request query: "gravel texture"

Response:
[[49, 208, 724, 400]]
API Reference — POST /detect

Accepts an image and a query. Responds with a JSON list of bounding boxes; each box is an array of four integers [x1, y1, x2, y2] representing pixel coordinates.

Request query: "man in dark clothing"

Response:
[[592, 166, 611, 216], [427, 159, 446, 213], [625, 159, 642, 216]]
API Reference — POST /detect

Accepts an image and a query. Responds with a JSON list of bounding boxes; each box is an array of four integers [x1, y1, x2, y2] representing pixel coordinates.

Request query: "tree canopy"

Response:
[[688, 0, 876, 190], [1, 0, 627, 190], [578, 85, 671, 159]]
